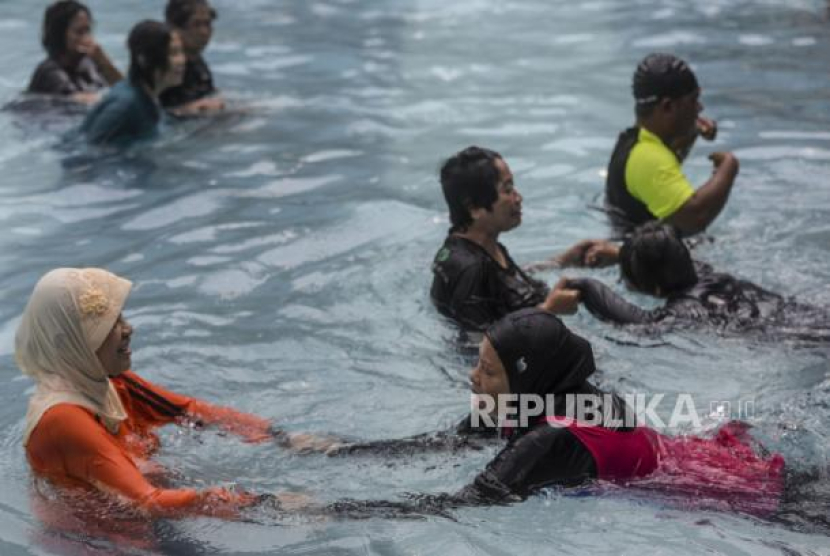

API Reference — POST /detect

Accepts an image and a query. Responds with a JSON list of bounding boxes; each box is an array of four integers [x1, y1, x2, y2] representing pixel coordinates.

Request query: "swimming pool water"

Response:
[[1, 0, 829, 554]]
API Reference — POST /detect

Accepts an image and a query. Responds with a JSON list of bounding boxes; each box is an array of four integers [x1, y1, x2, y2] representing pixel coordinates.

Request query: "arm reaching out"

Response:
[[555, 239, 620, 269], [527, 239, 619, 272], [566, 278, 662, 324]]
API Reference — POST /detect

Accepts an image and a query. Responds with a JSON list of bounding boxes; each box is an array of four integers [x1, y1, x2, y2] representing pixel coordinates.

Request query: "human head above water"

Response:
[[440, 146, 514, 233], [619, 222, 698, 297], [41, 0, 92, 60], [482, 308, 597, 399], [127, 20, 185, 92], [165, 0, 216, 55], [15, 268, 133, 389], [633, 54, 701, 142], [633, 53, 699, 116]]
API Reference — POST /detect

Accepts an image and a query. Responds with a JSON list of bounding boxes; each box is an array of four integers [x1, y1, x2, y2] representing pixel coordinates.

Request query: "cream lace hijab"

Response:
[[16, 268, 132, 446]]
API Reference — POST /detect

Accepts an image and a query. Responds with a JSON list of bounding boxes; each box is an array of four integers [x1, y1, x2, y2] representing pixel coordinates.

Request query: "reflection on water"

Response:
[[0, 0, 829, 554]]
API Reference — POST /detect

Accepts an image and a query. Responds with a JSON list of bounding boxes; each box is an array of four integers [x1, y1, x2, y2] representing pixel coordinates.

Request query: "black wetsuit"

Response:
[[569, 265, 830, 341], [28, 57, 106, 96], [605, 127, 654, 233], [330, 413, 498, 456], [430, 235, 548, 331], [160, 56, 215, 109], [317, 310, 811, 527]]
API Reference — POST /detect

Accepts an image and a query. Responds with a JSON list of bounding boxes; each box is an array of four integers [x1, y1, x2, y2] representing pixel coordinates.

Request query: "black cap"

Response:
[[632, 53, 699, 105]]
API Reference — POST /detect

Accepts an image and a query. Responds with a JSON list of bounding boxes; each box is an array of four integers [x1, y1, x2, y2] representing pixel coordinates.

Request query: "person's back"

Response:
[[80, 79, 160, 145], [665, 265, 783, 326], [605, 127, 654, 231]]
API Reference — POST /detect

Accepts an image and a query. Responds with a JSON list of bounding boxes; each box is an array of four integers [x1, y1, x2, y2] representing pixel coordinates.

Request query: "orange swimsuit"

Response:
[[26, 370, 273, 518]]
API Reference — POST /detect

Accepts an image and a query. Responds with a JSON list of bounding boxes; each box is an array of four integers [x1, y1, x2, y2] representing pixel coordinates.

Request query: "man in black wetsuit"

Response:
[[605, 53, 739, 235], [431, 146, 581, 331], [161, 0, 224, 115]]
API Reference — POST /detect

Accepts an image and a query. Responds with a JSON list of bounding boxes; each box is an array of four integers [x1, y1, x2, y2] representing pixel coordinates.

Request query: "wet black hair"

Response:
[[127, 20, 175, 90], [42, 0, 91, 59], [633, 53, 699, 119], [165, 0, 217, 28], [440, 146, 503, 232], [619, 222, 697, 296]]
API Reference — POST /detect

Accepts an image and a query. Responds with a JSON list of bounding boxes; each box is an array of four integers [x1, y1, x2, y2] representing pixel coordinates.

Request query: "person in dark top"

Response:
[[324, 309, 785, 518], [605, 53, 739, 235], [431, 146, 581, 331], [28, 1, 122, 104], [565, 223, 830, 341], [79, 21, 185, 146], [160, 0, 224, 115]]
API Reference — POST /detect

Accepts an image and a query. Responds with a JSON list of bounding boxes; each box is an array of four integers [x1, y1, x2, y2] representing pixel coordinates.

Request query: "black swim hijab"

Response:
[[486, 308, 637, 432], [633, 53, 699, 105], [485, 308, 596, 398]]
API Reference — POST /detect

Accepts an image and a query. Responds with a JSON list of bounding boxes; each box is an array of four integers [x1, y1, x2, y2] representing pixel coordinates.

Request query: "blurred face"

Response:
[[156, 32, 186, 91], [470, 158, 523, 235], [65, 9, 92, 57], [470, 337, 511, 409], [178, 4, 214, 55], [670, 88, 702, 138], [96, 314, 133, 377]]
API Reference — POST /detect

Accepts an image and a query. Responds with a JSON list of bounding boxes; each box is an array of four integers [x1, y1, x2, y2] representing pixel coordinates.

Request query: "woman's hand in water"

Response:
[[170, 97, 226, 117], [541, 278, 581, 315], [70, 91, 101, 105], [270, 427, 346, 455], [288, 433, 346, 454], [255, 492, 316, 513]]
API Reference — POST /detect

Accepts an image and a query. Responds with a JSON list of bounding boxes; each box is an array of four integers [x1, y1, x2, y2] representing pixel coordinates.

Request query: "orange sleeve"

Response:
[[28, 405, 257, 519], [118, 371, 273, 443]]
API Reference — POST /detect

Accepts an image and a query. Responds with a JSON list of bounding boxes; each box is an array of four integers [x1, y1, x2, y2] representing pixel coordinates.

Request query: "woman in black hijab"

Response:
[[330, 308, 784, 516]]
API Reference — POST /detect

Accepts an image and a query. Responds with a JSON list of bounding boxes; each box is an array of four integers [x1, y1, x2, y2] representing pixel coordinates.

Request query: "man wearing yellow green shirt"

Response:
[[605, 53, 740, 235]]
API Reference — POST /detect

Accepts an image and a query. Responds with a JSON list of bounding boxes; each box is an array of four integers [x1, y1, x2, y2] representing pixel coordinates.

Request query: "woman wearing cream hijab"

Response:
[[16, 267, 319, 518]]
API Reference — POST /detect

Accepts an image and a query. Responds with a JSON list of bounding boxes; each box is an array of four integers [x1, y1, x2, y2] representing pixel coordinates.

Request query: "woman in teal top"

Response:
[[80, 20, 185, 146]]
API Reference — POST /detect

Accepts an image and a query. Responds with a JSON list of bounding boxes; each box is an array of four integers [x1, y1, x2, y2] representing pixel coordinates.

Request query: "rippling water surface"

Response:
[[1, 0, 830, 554]]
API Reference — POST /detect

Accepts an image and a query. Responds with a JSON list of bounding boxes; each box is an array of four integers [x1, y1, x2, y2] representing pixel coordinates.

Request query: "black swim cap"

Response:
[[632, 53, 699, 105], [485, 308, 596, 397]]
